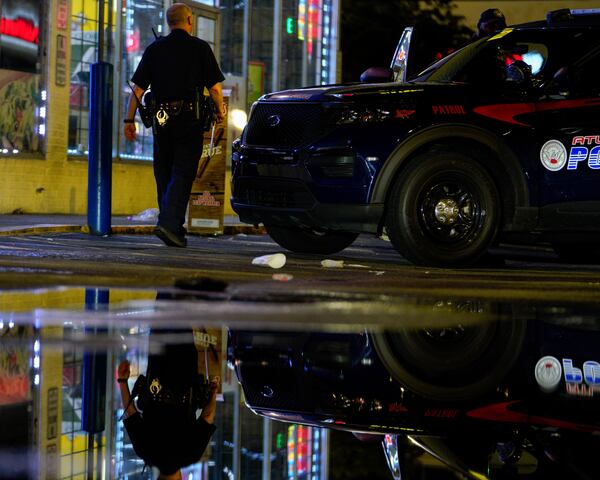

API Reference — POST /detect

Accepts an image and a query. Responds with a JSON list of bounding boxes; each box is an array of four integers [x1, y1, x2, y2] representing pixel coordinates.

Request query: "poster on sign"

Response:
[[188, 96, 229, 235]]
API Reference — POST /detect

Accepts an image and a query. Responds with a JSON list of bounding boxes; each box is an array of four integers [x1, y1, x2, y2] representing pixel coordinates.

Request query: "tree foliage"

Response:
[[340, 0, 473, 82]]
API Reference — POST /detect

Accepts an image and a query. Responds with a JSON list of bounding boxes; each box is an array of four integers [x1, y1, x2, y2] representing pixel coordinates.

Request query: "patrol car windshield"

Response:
[[412, 28, 598, 88]]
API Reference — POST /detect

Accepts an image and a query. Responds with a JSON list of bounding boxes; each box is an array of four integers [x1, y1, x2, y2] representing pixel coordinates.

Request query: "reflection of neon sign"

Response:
[[298, 0, 306, 41], [126, 30, 140, 53], [1, 17, 39, 44], [307, 0, 320, 56], [297, 425, 308, 475], [287, 425, 295, 478]]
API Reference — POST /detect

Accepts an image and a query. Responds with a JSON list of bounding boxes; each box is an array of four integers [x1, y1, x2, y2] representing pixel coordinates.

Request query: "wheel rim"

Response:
[[418, 174, 486, 244]]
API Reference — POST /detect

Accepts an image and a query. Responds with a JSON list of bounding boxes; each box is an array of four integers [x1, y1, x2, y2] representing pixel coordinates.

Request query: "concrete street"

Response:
[[0, 225, 599, 306]]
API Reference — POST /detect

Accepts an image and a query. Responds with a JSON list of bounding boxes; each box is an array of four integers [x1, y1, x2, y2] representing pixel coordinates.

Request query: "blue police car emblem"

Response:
[[267, 115, 281, 127]]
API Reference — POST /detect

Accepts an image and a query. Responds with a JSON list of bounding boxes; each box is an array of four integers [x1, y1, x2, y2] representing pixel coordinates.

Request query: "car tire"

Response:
[[265, 224, 358, 254], [371, 313, 526, 401], [386, 152, 500, 267]]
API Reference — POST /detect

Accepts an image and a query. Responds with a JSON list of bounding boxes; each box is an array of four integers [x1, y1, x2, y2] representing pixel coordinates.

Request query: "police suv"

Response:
[[231, 9, 600, 267]]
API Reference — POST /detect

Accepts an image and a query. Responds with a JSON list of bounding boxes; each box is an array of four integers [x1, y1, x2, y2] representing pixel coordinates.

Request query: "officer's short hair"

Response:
[[167, 3, 192, 27], [478, 8, 506, 31]]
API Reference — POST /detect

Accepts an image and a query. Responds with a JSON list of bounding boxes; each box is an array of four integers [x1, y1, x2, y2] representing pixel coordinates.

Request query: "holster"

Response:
[[139, 90, 155, 129], [195, 89, 216, 131]]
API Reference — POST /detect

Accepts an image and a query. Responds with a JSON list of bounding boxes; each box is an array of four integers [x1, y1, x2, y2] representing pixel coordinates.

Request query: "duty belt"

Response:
[[155, 100, 195, 127]]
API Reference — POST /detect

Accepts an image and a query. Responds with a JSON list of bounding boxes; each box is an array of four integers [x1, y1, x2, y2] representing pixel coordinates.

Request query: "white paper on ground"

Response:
[[252, 253, 287, 269]]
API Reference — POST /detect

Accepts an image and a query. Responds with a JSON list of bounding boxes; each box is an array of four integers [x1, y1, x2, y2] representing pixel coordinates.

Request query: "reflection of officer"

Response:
[[117, 331, 220, 479], [123, 3, 226, 248]]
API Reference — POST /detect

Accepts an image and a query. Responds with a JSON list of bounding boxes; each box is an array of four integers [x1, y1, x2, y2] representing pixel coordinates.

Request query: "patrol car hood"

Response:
[[260, 81, 456, 102]]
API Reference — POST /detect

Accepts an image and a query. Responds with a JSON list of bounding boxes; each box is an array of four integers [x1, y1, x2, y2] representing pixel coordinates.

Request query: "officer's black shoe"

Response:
[[154, 225, 187, 248]]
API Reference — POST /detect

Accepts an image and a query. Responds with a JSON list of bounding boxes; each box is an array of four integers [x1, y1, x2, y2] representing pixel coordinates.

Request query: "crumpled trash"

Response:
[[252, 253, 286, 269], [272, 273, 294, 282], [128, 207, 159, 222], [321, 259, 344, 268]]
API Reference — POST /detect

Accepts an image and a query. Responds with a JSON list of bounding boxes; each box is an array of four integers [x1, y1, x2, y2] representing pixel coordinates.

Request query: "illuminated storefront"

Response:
[[0, 0, 45, 156], [67, 0, 340, 162], [0, 0, 339, 216]]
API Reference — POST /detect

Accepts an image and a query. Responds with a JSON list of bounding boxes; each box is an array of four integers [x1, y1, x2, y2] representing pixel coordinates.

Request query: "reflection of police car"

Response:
[[228, 303, 600, 479], [232, 10, 600, 266]]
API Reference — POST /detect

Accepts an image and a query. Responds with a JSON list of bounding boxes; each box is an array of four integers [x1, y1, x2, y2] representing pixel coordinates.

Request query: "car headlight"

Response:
[[336, 106, 393, 125]]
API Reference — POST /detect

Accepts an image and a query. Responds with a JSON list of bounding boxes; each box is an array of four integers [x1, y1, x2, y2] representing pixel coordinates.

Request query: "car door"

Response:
[[535, 46, 600, 230]]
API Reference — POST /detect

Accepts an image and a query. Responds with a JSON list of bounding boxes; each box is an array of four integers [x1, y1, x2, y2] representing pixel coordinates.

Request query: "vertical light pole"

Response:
[[242, 0, 252, 109], [272, 0, 282, 93], [87, 0, 114, 236]]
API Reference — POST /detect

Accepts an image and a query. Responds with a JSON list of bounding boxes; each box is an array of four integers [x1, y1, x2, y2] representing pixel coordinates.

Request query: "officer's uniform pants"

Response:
[[153, 116, 204, 236]]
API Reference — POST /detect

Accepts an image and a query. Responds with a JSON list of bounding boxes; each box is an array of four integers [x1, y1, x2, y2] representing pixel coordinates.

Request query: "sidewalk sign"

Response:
[[188, 96, 229, 235], [194, 327, 223, 396]]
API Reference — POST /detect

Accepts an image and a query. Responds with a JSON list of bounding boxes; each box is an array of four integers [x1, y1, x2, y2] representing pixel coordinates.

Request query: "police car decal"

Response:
[[535, 356, 600, 397], [540, 137, 600, 171], [567, 136, 600, 170], [534, 355, 562, 392], [540, 140, 567, 171]]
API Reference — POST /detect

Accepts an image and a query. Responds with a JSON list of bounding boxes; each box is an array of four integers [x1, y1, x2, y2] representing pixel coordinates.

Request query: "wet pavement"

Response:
[[0, 221, 598, 479]]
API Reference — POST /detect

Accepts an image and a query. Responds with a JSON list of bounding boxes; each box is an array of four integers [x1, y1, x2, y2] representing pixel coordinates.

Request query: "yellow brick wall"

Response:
[[0, 0, 159, 216], [0, 0, 234, 217]]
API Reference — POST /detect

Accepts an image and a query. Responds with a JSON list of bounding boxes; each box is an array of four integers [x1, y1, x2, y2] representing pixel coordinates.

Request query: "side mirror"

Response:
[[360, 66, 394, 83]]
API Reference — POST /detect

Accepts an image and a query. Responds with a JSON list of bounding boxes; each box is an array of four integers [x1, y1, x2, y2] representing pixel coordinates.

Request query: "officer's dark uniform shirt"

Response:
[[124, 412, 216, 473], [132, 28, 225, 103]]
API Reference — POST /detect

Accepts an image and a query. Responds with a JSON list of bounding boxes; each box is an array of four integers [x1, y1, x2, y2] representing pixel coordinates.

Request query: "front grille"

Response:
[[234, 178, 316, 209], [245, 103, 331, 148]]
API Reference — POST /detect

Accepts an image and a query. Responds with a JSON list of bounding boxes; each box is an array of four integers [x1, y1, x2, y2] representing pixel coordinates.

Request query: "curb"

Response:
[[0, 224, 265, 236], [0, 225, 83, 236]]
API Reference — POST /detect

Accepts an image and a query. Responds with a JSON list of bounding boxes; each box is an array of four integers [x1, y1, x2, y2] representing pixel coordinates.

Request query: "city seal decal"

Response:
[[535, 356, 562, 392], [540, 139, 567, 171]]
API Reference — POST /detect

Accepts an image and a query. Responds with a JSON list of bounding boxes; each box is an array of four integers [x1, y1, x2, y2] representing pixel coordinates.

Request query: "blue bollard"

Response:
[[81, 288, 110, 434], [87, 62, 114, 236]]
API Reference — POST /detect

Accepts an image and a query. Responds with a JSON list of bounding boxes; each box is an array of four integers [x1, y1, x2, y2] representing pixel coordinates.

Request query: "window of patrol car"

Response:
[[414, 29, 597, 90], [567, 46, 600, 97]]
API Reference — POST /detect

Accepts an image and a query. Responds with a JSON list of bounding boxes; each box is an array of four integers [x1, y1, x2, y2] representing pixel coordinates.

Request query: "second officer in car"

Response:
[[124, 3, 226, 248]]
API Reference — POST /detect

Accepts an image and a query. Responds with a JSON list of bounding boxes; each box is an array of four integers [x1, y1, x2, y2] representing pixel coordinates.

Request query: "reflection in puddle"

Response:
[[0, 287, 598, 479]]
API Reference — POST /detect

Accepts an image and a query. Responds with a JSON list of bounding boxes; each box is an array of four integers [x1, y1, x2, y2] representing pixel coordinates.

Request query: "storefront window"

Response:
[[220, 0, 246, 77], [281, 0, 304, 89], [0, 0, 45, 155], [120, 0, 165, 161], [249, 0, 274, 102], [241, 405, 265, 478], [68, 1, 117, 155]]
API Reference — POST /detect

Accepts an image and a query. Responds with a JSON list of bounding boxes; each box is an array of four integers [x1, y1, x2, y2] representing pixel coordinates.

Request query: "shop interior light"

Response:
[[230, 109, 248, 130]]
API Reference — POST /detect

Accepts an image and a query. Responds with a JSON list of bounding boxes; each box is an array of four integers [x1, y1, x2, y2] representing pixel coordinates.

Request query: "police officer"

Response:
[[473, 8, 507, 39], [124, 3, 226, 248]]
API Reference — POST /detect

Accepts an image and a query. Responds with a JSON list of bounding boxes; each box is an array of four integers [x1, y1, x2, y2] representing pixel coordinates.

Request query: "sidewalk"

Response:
[[0, 214, 264, 236]]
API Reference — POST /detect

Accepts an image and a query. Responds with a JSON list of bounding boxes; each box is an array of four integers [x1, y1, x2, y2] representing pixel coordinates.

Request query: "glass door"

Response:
[[183, 1, 220, 60]]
